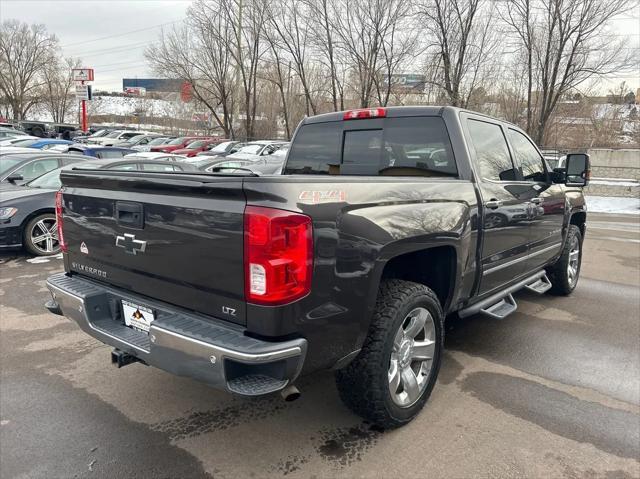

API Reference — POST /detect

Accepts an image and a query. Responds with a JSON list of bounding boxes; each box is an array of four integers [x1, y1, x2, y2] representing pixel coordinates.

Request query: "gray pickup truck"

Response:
[[46, 106, 589, 428]]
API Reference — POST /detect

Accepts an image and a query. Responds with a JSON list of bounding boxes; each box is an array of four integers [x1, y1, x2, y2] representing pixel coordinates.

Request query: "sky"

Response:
[[0, 0, 191, 90], [0, 0, 638, 94]]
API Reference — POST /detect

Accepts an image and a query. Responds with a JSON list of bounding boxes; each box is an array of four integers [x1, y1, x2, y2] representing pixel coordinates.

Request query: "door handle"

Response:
[[530, 198, 543, 204], [485, 199, 503, 209]]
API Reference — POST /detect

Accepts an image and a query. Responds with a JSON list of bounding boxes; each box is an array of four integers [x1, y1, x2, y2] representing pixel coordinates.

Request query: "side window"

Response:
[[143, 163, 176, 172], [508, 129, 546, 182], [107, 163, 138, 170], [467, 119, 517, 182], [14, 158, 60, 180]]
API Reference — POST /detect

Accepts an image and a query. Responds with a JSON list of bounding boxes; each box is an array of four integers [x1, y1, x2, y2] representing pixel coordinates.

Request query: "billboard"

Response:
[[122, 78, 184, 93]]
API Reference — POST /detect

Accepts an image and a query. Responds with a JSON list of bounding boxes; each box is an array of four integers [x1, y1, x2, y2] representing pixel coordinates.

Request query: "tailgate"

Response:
[[60, 171, 247, 325]]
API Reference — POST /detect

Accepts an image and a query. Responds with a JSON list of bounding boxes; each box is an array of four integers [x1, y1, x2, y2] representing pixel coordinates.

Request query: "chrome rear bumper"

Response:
[[46, 273, 306, 395]]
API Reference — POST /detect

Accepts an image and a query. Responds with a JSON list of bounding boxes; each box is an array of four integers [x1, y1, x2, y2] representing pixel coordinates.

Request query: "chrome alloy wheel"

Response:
[[30, 217, 59, 254], [388, 307, 436, 407], [567, 235, 580, 287]]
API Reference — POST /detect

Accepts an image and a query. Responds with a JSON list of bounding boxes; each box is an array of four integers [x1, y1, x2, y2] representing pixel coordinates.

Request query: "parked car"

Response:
[[89, 130, 151, 146], [113, 133, 165, 148], [64, 144, 137, 159], [0, 126, 24, 139], [123, 152, 186, 162], [171, 138, 222, 157], [73, 128, 115, 143], [10, 138, 74, 150], [150, 136, 206, 153], [0, 160, 88, 254], [46, 106, 590, 429], [195, 140, 243, 158], [224, 140, 288, 161], [199, 152, 286, 175], [0, 135, 39, 146], [130, 136, 175, 152], [0, 158, 197, 255], [0, 152, 82, 185], [18, 121, 77, 138], [0, 147, 37, 156]]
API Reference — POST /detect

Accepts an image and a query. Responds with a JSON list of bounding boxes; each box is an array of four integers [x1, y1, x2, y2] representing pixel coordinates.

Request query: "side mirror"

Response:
[[6, 174, 24, 184], [565, 153, 590, 187]]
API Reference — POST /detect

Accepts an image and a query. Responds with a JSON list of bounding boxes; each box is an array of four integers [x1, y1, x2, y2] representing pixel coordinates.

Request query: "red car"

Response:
[[171, 138, 222, 157], [150, 136, 209, 153]]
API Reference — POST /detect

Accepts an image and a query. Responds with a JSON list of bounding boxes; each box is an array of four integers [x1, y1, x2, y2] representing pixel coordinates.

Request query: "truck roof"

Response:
[[301, 105, 519, 129]]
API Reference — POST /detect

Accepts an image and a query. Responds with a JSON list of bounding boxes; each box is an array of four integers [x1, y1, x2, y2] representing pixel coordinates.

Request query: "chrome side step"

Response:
[[458, 270, 546, 319], [524, 273, 552, 294], [479, 294, 517, 320]]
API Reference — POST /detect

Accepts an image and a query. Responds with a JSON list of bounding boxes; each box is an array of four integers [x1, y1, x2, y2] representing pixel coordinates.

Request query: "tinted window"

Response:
[[467, 120, 517, 182], [342, 130, 383, 174], [13, 158, 60, 180], [508, 129, 546, 182], [285, 117, 456, 176]]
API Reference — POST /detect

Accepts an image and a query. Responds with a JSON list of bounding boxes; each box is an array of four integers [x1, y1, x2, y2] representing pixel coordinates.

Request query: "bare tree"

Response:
[[330, 0, 415, 108], [146, 1, 236, 137], [264, 0, 317, 115], [41, 57, 80, 123], [420, 0, 499, 108], [0, 20, 57, 120], [223, 0, 268, 139], [306, 0, 344, 111], [503, 0, 635, 144], [261, 36, 293, 137]]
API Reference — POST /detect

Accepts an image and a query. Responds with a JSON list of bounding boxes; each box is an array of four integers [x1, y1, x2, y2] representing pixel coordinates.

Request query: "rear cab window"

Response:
[[284, 116, 457, 177]]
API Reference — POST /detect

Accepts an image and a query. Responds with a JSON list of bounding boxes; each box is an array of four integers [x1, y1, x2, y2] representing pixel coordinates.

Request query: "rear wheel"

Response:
[[335, 280, 443, 429], [547, 224, 582, 295], [23, 213, 60, 256]]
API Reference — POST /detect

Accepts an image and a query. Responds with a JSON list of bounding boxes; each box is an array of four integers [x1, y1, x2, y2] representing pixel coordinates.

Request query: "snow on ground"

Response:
[[586, 195, 640, 215], [590, 179, 640, 187]]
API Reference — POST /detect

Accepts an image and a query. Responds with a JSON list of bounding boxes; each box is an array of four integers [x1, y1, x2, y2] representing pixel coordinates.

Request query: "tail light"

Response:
[[55, 190, 67, 252], [244, 206, 313, 305], [343, 108, 386, 120]]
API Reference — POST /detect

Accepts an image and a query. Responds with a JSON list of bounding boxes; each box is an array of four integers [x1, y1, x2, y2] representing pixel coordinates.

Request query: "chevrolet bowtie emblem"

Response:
[[115, 233, 147, 255]]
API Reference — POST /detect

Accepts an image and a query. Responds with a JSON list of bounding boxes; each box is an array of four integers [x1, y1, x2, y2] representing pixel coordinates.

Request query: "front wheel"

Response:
[[335, 280, 443, 429], [547, 224, 583, 295], [23, 213, 60, 256]]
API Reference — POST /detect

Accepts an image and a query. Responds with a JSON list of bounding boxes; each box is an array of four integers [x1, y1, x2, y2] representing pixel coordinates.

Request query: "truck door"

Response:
[[506, 128, 565, 271], [464, 116, 531, 295]]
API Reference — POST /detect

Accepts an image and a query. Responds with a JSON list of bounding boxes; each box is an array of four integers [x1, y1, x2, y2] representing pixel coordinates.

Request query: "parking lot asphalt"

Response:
[[1, 212, 638, 479]]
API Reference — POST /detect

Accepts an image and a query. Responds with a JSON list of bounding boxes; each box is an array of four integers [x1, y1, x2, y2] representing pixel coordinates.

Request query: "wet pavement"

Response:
[[1, 212, 638, 478]]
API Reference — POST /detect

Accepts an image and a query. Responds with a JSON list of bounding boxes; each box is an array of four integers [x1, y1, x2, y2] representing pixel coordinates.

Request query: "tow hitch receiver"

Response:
[[111, 349, 142, 368]]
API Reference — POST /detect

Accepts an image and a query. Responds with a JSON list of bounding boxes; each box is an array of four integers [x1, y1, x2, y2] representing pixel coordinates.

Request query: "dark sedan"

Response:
[[0, 158, 197, 256], [0, 152, 86, 185]]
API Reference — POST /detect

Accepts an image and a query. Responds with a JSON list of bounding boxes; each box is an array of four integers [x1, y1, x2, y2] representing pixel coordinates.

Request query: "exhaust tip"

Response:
[[280, 384, 301, 402]]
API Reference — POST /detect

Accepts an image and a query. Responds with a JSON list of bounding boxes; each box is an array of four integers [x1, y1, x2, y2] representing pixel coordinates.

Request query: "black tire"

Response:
[[546, 224, 583, 295], [23, 213, 60, 256], [335, 279, 444, 429], [31, 126, 45, 138]]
